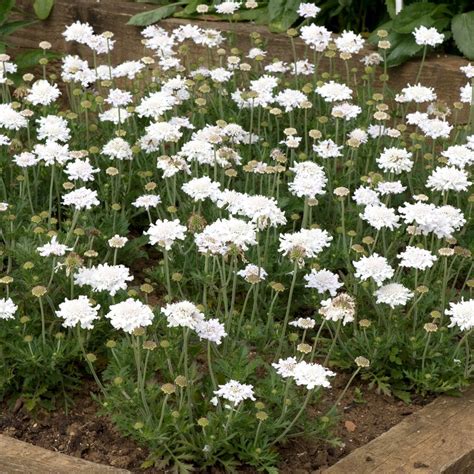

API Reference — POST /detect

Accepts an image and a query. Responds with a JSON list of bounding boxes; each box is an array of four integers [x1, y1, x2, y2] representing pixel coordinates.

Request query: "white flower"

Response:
[[113, 60, 145, 79], [426, 167, 471, 193], [74, 263, 133, 295], [272, 357, 298, 378], [446, 299, 474, 331], [182, 176, 221, 202], [360, 204, 400, 230], [335, 30, 365, 54], [62, 187, 99, 210], [332, 102, 361, 120], [136, 90, 177, 119], [300, 25, 331, 52], [196, 318, 227, 344], [105, 88, 132, 108], [441, 145, 474, 169], [353, 254, 394, 286], [108, 235, 128, 248], [313, 139, 343, 159], [37, 236, 72, 257], [292, 361, 335, 389], [162, 300, 205, 330], [278, 228, 332, 262], [376, 181, 406, 196], [213, 380, 255, 406], [399, 84, 436, 103], [26, 80, 61, 106], [13, 152, 37, 168], [0, 298, 17, 320], [289, 161, 327, 198], [289, 317, 316, 329], [102, 137, 133, 161], [145, 219, 186, 250], [132, 194, 161, 209], [237, 194, 286, 229], [297, 2, 320, 18], [374, 283, 413, 308], [65, 158, 99, 182], [99, 107, 130, 125], [215, 1, 241, 15], [319, 293, 356, 325], [460, 82, 472, 104], [419, 118, 452, 139], [398, 246, 437, 271], [63, 21, 94, 44], [275, 89, 308, 111], [413, 26, 444, 47], [34, 141, 71, 166], [377, 147, 413, 174], [37, 115, 70, 142], [316, 81, 352, 102], [304, 269, 343, 296], [105, 298, 154, 333], [237, 264, 267, 284], [56, 296, 100, 329], [0, 134, 11, 146], [0, 103, 27, 130], [353, 186, 381, 206]]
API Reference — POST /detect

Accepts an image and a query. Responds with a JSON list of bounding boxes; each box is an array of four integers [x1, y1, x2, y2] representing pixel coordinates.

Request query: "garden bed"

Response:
[[0, 376, 428, 472]]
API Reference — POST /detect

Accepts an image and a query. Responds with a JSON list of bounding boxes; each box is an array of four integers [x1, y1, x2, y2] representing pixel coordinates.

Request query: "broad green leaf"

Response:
[[385, 32, 424, 67], [127, 3, 186, 26], [267, 0, 286, 22], [0, 20, 36, 37], [392, 2, 451, 34], [182, 0, 201, 15], [268, 0, 300, 32], [452, 11, 474, 59], [234, 7, 268, 23], [0, 0, 15, 26], [14, 49, 62, 70], [385, 0, 396, 19], [33, 0, 55, 20]]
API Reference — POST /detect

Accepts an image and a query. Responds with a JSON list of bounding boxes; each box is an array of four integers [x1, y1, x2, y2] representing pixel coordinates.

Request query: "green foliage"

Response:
[[452, 12, 474, 60]]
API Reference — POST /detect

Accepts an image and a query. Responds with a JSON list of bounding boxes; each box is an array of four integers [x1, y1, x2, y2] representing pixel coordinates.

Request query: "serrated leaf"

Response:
[[127, 3, 186, 26], [268, 0, 300, 32], [33, 0, 55, 20], [385, 0, 396, 19], [385, 33, 424, 67], [452, 11, 474, 60], [392, 3, 450, 34]]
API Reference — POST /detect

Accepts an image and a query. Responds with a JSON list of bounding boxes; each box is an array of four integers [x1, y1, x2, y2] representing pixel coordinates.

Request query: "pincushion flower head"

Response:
[[290, 317, 316, 329], [313, 139, 343, 159], [426, 167, 471, 193], [182, 176, 221, 202], [446, 299, 474, 331], [215, 1, 241, 15], [26, 80, 61, 106], [278, 228, 332, 264], [275, 89, 308, 112], [212, 380, 255, 406], [145, 219, 186, 250], [289, 161, 327, 198], [353, 254, 394, 286], [238, 195, 287, 229], [237, 264, 267, 284], [360, 204, 400, 231], [63, 21, 94, 44], [105, 88, 132, 108], [297, 2, 320, 18], [316, 81, 352, 102], [65, 158, 99, 182], [0, 297, 17, 320], [0, 103, 27, 130], [74, 263, 133, 296], [335, 30, 365, 54], [102, 137, 133, 161], [62, 187, 99, 210], [56, 295, 100, 329], [398, 84, 436, 103], [377, 147, 413, 174], [300, 24, 331, 52], [398, 246, 437, 271], [37, 115, 70, 142], [442, 145, 474, 169], [133, 194, 161, 210], [162, 300, 205, 330], [353, 186, 381, 206], [374, 283, 414, 308], [37, 236, 72, 257], [304, 269, 343, 296], [105, 298, 154, 333], [413, 26, 444, 47], [292, 361, 335, 389], [196, 318, 227, 345], [319, 293, 356, 325]]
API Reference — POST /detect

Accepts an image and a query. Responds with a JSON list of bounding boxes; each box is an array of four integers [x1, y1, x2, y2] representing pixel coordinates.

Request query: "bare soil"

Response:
[[0, 375, 430, 473]]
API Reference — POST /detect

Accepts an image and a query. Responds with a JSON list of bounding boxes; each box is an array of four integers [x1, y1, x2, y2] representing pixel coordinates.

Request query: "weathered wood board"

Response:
[[324, 385, 474, 473]]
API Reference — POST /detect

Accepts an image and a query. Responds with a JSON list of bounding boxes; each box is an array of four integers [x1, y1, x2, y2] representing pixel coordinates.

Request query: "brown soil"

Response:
[[0, 375, 430, 473]]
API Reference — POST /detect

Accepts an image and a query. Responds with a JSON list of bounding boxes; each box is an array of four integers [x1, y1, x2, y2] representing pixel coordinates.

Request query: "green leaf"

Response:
[[452, 11, 474, 60], [127, 3, 186, 26], [0, 0, 15, 26], [385, 0, 396, 19], [14, 49, 62, 70], [392, 3, 451, 34], [33, 0, 55, 20], [268, 0, 299, 31], [0, 20, 37, 37]]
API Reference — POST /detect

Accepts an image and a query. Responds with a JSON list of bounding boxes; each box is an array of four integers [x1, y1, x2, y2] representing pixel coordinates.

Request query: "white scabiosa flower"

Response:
[[426, 166, 471, 193], [374, 283, 414, 308], [102, 137, 133, 160], [196, 318, 227, 345], [353, 186, 381, 206], [398, 246, 437, 271], [316, 81, 352, 102], [37, 236, 72, 257], [56, 295, 100, 329], [0, 134, 11, 146], [108, 235, 128, 248], [237, 264, 267, 284], [278, 228, 332, 262], [275, 89, 308, 112], [64, 158, 99, 182], [292, 361, 335, 389], [300, 24, 331, 52], [26, 80, 61, 106], [215, 1, 241, 14], [182, 176, 221, 202], [289, 317, 316, 329], [413, 26, 444, 47], [419, 118, 452, 139], [376, 181, 406, 196], [304, 269, 343, 296], [272, 357, 298, 378], [441, 145, 474, 169], [0, 297, 18, 320], [377, 147, 413, 174], [0, 103, 28, 130], [132, 194, 161, 209], [446, 299, 474, 331], [289, 161, 327, 198], [37, 115, 70, 142], [360, 204, 400, 230], [162, 300, 205, 330], [213, 380, 255, 406], [353, 254, 394, 286], [313, 139, 343, 159], [62, 187, 99, 210], [297, 2, 320, 18], [105, 298, 154, 333], [13, 152, 37, 168], [63, 21, 94, 44], [145, 219, 186, 250], [319, 293, 356, 325], [105, 88, 132, 108], [398, 84, 437, 103], [335, 30, 364, 54], [238, 195, 287, 229], [74, 263, 133, 296]]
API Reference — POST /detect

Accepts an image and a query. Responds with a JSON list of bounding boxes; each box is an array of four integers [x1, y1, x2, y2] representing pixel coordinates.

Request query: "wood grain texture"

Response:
[[324, 385, 474, 473], [0, 434, 130, 473], [8, 0, 470, 112]]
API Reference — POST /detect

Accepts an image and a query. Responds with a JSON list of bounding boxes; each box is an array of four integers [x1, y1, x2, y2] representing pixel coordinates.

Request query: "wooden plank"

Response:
[[0, 434, 130, 473], [8, 0, 470, 112], [324, 385, 474, 474]]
